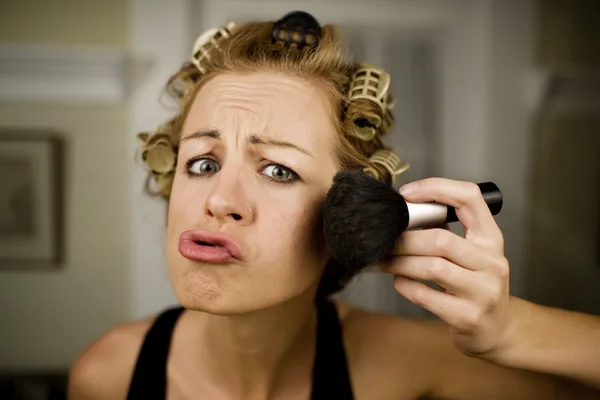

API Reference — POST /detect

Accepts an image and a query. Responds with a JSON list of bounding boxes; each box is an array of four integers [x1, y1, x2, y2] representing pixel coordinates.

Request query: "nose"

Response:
[[204, 166, 254, 226]]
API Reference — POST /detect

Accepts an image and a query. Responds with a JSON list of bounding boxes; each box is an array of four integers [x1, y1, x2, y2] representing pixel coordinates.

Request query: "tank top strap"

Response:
[[126, 300, 354, 399], [311, 298, 354, 399], [126, 306, 185, 399]]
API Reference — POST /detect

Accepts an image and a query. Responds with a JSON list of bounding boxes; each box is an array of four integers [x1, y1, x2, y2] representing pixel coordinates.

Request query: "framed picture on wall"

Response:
[[0, 130, 66, 268]]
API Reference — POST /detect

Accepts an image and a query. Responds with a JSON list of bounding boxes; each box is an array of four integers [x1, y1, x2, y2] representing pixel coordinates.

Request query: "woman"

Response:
[[69, 12, 600, 399]]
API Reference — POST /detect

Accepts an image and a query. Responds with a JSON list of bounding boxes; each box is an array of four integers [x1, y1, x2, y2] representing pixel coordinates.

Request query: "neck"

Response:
[[190, 291, 320, 399]]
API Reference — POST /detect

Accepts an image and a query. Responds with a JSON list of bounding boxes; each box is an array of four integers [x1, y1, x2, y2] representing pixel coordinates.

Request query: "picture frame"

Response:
[[0, 130, 66, 269]]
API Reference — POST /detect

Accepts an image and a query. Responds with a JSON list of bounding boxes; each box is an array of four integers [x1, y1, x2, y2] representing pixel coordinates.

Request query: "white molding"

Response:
[[0, 44, 142, 103]]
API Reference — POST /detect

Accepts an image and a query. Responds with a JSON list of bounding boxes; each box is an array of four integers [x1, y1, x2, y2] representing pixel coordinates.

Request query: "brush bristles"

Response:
[[323, 170, 409, 271]]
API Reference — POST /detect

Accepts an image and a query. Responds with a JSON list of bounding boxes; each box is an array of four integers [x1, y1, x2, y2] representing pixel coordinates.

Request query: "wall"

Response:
[[525, 0, 600, 313], [527, 114, 600, 314], [0, 0, 131, 370], [0, 0, 127, 47], [486, 0, 535, 297], [128, 0, 190, 320]]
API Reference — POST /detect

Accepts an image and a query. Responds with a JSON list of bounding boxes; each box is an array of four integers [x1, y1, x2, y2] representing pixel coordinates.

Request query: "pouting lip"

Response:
[[179, 230, 243, 260]]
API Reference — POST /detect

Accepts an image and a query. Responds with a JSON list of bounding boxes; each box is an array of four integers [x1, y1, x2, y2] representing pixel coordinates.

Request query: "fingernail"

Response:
[[400, 183, 416, 196]]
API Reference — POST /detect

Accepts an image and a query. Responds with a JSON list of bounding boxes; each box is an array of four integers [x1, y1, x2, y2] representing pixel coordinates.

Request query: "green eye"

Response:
[[187, 158, 220, 175], [262, 164, 297, 182]]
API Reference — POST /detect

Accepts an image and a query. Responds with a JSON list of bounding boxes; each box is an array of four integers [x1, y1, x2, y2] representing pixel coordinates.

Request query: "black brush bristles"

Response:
[[323, 170, 409, 271]]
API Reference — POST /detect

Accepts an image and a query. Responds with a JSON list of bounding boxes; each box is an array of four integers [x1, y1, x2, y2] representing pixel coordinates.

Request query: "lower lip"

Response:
[[178, 239, 235, 263]]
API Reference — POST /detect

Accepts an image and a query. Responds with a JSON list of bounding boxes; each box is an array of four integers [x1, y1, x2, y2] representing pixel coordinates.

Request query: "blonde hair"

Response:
[[139, 17, 408, 297]]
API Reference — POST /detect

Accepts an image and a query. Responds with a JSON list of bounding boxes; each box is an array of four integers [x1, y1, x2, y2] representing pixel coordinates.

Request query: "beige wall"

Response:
[[526, 115, 600, 314], [0, 0, 127, 46], [524, 0, 600, 314], [0, 0, 130, 370]]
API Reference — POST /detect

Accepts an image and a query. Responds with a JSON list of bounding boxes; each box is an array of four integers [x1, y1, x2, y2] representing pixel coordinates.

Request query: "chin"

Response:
[[171, 269, 317, 316], [169, 264, 239, 315], [178, 291, 244, 316], [176, 286, 291, 316], [169, 271, 270, 316]]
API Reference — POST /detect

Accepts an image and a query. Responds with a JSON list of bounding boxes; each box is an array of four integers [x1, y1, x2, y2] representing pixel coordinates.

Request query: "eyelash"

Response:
[[184, 156, 300, 185]]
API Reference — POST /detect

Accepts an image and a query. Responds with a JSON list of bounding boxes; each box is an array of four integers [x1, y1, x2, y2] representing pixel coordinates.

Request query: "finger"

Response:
[[389, 228, 497, 271], [423, 223, 452, 231], [434, 223, 458, 235], [439, 223, 451, 231], [393, 276, 478, 329], [399, 178, 502, 243], [380, 256, 478, 298]]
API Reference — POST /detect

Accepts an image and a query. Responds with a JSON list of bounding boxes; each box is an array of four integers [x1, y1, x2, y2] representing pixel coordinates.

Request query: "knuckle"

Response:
[[433, 229, 453, 253], [464, 182, 483, 203], [428, 258, 448, 281], [411, 286, 428, 307], [493, 257, 510, 279], [496, 227, 505, 243], [459, 308, 483, 331], [483, 285, 502, 308], [492, 227, 505, 249]]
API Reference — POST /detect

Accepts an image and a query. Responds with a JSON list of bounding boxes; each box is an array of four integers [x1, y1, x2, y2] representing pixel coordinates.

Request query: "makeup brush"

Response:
[[323, 170, 503, 270]]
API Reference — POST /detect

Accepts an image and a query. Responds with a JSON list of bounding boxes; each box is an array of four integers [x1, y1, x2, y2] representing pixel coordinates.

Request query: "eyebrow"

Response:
[[180, 129, 314, 158], [180, 129, 221, 141]]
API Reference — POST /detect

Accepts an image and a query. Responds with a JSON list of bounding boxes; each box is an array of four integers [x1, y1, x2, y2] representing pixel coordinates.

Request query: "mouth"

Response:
[[194, 241, 222, 247], [178, 230, 243, 263]]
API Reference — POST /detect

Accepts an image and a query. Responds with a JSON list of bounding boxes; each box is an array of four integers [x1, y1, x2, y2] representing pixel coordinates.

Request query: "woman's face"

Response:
[[166, 71, 340, 314]]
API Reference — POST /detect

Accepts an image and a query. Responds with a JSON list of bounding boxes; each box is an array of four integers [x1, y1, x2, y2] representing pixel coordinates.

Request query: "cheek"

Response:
[[166, 181, 203, 250], [258, 197, 326, 259], [167, 175, 202, 220]]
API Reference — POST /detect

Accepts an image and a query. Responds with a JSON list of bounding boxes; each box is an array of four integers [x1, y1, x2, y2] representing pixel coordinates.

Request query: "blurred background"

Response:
[[0, 0, 598, 398]]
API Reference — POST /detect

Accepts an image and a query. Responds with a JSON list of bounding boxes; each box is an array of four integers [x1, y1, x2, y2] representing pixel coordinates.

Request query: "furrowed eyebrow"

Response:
[[180, 130, 314, 158], [180, 129, 221, 141], [248, 134, 313, 158]]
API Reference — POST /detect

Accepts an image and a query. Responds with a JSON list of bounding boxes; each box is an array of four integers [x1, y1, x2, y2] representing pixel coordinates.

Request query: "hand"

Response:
[[379, 178, 516, 360]]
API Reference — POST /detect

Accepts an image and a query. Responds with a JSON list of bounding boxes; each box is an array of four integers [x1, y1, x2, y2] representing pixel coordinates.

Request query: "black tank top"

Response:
[[126, 299, 354, 399]]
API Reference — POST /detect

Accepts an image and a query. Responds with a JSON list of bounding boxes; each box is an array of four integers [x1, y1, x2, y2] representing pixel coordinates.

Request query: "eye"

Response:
[[186, 158, 220, 176], [262, 164, 297, 182]]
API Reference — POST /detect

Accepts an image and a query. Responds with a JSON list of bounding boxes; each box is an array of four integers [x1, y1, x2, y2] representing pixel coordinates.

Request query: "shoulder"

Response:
[[334, 301, 599, 400], [67, 315, 156, 400], [335, 299, 449, 361], [335, 300, 450, 398]]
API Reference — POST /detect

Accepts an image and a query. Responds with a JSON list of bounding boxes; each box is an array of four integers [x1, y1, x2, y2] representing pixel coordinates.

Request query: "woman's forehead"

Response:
[[184, 72, 337, 150]]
